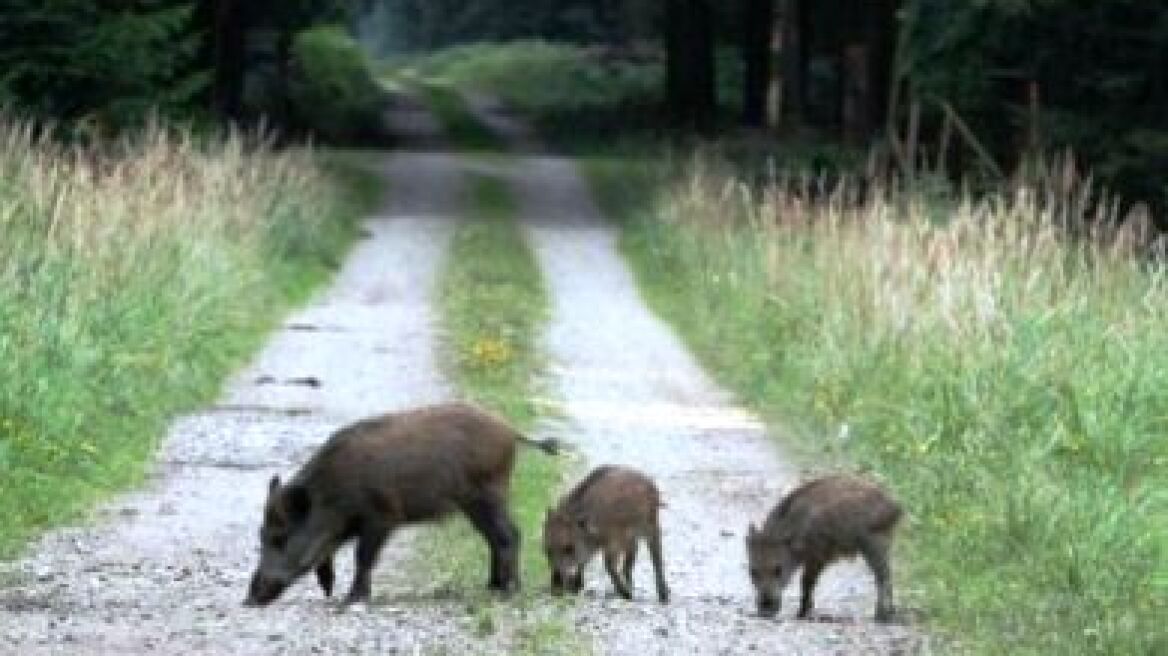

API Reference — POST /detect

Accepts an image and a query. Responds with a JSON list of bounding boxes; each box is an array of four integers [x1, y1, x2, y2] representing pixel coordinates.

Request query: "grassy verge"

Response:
[[424, 173, 582, 655], [588, 152, 1167, 655], [414, 88, 586, 654], [0, 124, 380, 556]]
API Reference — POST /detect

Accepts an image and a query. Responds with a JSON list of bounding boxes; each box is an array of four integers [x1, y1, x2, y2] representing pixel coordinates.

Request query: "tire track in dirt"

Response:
[[0, 100, 493, 655], [471, 98, 925, 655]]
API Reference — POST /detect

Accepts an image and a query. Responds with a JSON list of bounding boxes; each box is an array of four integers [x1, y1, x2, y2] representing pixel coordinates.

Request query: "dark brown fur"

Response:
[[245, 402, 559, 606], [746, 474, 901, 622], [543, 465, 669, 603]]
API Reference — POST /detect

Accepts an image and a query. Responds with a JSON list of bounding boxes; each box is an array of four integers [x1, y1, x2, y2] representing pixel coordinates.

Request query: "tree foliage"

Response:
[[360, 0, 658, 53], [0, 0, 205, 128], [287, 26, 386, 141], [901, 0, 1168, 212]]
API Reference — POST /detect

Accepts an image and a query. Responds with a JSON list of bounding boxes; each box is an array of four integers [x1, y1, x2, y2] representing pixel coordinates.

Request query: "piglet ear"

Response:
[[268, 475, 281, 498], [575, 515, 598, 537]]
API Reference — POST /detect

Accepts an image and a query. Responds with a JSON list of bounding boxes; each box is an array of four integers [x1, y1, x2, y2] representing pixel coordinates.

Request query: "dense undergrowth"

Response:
[[405, 41, 1167, 655], [0, 123, 378, 555]]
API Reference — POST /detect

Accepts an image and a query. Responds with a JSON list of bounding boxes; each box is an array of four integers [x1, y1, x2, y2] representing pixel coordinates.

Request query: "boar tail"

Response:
[[516, 435, 563, 455]]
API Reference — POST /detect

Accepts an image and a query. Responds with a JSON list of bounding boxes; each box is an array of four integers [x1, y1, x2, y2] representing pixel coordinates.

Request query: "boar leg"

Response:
[[622, 541, 637, 587], [860, 535, 895, 622], [566, 569, 584, 593], [603, 547, 633, 600], [648, 526, 670, 603], [315, 555, 335, 597], [494, 509, 522, 592], [344, 524, 390, 604], [797, 559, 825, 618], [461, 495, 521, 592]]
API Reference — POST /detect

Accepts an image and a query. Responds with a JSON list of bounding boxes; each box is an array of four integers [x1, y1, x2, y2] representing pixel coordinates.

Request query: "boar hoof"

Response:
[[567, 573, 584, 594], [343, 590, 371, 606], [488, 580, 520, 596], [316, 565, 335, 598], [338, 597, 369, 611]]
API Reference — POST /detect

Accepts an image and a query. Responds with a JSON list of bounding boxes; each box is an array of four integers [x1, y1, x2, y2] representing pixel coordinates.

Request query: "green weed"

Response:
[[590, 150, 1167, 655], [0, 122, 378, 555]]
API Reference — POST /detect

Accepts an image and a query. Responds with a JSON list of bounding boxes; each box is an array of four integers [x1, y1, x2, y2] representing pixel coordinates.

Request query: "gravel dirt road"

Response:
[[0, 96, 925, 655]]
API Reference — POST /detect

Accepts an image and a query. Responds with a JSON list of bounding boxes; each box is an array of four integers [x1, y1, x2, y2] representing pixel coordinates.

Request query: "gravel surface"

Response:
[[1, 95, 928, 655], [471, 96, 927, 654], [0, 102, 496, 655]]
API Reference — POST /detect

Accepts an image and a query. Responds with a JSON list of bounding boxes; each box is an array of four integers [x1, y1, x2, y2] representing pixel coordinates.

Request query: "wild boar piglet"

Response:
[[746, 474, 901, 622], [543, 465, 669, 603]]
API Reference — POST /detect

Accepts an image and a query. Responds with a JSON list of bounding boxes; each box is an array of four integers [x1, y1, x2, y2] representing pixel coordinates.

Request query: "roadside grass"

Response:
[[424, 173, 583, 655], [588, 151, 1167, 655], [0, 123, 380, 556], [417, 89, 586, 654]]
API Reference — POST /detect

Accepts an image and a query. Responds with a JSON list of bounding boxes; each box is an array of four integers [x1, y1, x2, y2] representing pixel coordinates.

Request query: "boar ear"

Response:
[[268, 476, 281, 497], [575, 516, 598, 537], [286, 484, 311, 521], [747, 523, 759, 541]]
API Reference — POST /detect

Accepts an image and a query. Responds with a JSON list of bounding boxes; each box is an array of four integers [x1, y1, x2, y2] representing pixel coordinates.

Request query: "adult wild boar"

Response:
[[244, 402, 559, 606], [746, 474, 901, 622]]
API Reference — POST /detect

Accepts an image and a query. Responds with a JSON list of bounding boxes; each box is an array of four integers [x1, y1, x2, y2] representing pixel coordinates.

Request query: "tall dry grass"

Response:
[[0, 120, 367, 552], [598, 149, 1167, 654]]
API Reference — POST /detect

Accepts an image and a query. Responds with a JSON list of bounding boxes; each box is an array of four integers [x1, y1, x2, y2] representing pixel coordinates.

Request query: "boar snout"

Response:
[[244, 571, 290, 607], [757, 593, 781, 618]]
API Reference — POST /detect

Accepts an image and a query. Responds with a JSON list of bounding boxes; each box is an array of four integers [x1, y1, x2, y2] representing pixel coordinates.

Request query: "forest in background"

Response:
[[1, 3, 1165, 653], [1, 0, 1164, 217]]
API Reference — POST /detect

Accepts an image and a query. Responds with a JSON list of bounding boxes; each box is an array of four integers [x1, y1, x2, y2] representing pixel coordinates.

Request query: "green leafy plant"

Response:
[[288, 25, 387, 141]]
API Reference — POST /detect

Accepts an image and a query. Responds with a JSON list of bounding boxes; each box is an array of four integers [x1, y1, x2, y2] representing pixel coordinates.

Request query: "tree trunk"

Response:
[[275, 28, 293, 125], [779, 0, 806, 127], [665, 0, 716, 128], [868, 0, 898, 132], [742, 0, 775, 127], [211, 0, 245, 120], [841, 42, 870, 143]]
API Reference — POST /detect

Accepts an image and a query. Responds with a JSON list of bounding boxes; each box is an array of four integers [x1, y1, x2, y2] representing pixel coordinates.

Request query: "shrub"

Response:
[[288, 26, 386, 142]]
